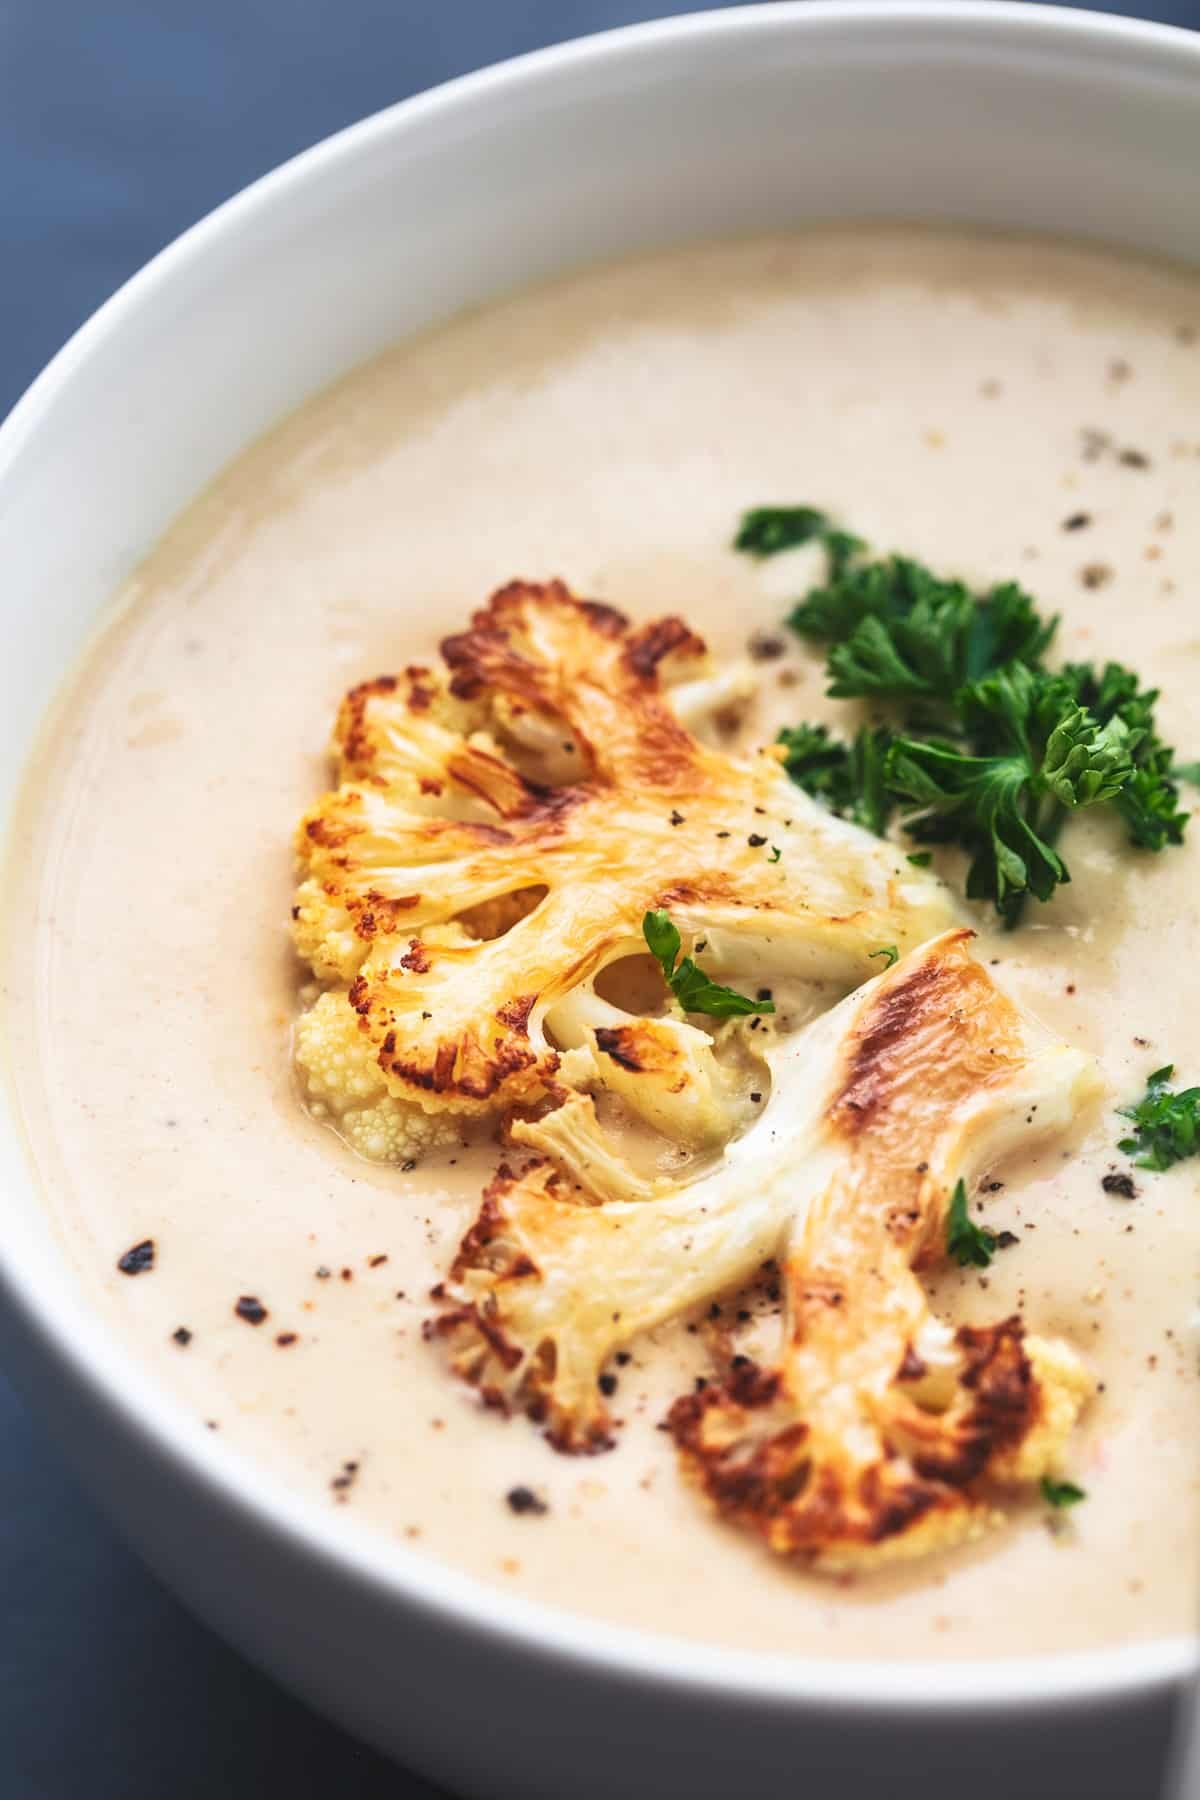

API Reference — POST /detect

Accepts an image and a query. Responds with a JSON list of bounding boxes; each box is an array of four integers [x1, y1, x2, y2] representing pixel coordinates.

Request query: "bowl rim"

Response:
[[1, 0, 1197, 1717]]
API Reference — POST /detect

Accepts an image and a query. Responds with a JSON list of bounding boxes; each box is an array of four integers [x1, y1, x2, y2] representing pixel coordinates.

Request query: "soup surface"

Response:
[[4, 228, 1199, 1660]]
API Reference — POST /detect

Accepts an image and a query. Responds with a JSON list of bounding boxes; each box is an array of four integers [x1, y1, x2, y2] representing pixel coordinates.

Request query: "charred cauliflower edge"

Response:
[[291, 580, 1098, 1572]]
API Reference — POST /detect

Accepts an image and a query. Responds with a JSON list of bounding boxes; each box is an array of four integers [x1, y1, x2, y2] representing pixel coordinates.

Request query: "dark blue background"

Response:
[[1, 4, 1196, 1796]]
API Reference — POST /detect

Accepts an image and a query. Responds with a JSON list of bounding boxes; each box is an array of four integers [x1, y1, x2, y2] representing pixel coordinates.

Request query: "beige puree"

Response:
[[3, 229, 1198, 1660]]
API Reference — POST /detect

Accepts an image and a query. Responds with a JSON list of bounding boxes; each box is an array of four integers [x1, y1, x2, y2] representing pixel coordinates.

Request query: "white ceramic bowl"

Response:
[[0, 6, 1196, 1797]]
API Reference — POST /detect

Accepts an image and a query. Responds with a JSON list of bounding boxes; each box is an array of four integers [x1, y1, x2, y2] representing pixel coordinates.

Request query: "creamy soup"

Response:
[[3, 229, 1198, 1660]]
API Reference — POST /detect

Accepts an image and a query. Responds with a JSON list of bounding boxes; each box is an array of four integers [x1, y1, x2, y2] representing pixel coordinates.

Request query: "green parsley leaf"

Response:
[[768, 844, 782, 863], [906, 852, 933, 867], [1040, 1477, 1087, 1509], [1061, 661, 1190, 851], [1116, 1064, 1200, 1171], [777, 722, 895, 837], [884, 663, 1138, 921], [1174, 760, 1200, 787], [945, 1178, 998, 1268], [734, 507, 864, 576], [642, 909, 775, 1019], [789, 556, 1056, 700], [868, 945, 899, 968]]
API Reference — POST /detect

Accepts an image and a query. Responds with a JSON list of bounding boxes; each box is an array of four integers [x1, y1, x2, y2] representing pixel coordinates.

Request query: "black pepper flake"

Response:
[[749, 1092, 763, 1104], [1080, 562, 1112, 590], [1062, 512, 1092, 531], [275, 1331, 298, 1347], [368, 1253, 389, 1268], [597, 1372, 618, 1397], [615, 1350, 632, 1366], [400, 1159, 417, 1173], [1118, 447, 1150, 469], [117, 1238, 156, 1276], [1102, 1171, 1139, 1200], [747, 833, 768, 848], [669, 809, 685, 826], [715, 830, 731, 839], [315, 1265, 331, 1280], [756, 987, 773, 1001], [506, 1485, 547, 1516], [340, 1268, 353, 1282], [994, 1231, 1021, 1251], [331, 1458, 360, 1498], [915, 1161, 929, 1175], [171, 1327, 192, 1347], [748, 630, 786, 662], [234, 1295, 268, 1325]]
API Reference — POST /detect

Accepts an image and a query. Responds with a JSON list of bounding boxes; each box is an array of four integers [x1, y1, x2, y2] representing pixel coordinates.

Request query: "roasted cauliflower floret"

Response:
[[429, 931, 1100, 1564], [294, 988, 463, 1164], [293, 580, 958, 1161]]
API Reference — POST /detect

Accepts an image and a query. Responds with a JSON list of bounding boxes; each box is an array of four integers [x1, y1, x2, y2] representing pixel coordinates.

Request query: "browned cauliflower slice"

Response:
[[293, 580, 958, 1161], [428, 931, 1100, 1567]]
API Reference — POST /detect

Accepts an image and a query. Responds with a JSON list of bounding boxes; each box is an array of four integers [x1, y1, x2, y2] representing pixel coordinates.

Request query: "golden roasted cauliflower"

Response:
[[293, 580, 956, 1165], [429, 930, 1099, 1568]]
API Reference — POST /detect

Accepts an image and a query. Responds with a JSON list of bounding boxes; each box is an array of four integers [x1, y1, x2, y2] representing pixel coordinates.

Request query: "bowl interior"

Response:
[[0, 0, 1197, 1713]]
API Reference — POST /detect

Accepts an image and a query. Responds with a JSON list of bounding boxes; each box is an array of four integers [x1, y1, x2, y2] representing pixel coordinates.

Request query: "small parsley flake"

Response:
[[868, 945, 899, 969], [1040, 1476, 1086, 1509], [945, 1179, 997, 1269]]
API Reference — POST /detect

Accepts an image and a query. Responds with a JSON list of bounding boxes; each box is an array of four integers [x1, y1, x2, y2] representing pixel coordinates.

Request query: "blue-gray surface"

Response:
[[1, 3, 1197, 1797]]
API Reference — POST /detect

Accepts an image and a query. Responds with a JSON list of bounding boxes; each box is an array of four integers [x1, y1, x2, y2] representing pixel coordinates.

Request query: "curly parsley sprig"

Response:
[[1117, 1064, 1200, 1171], [735, 508, 1194, 925]]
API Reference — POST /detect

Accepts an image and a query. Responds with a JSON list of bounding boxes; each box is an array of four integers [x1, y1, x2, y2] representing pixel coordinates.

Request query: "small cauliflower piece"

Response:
[[429, 931, 1100, 1565], [294, 988, 462, 1164], [545, 983, 763, 1153], [292, 581, 959, 1159]]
